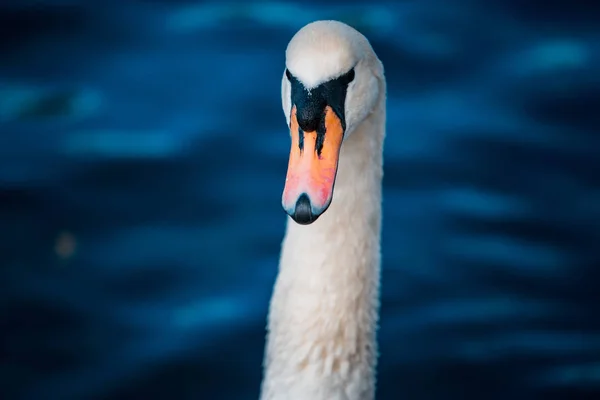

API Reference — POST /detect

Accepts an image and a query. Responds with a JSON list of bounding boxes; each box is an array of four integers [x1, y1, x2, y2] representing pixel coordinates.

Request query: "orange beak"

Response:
[[282, 105, 344, 224]]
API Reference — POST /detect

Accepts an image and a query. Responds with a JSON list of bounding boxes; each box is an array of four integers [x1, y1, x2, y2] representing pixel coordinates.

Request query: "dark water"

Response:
[[1, 1, 599, 399]]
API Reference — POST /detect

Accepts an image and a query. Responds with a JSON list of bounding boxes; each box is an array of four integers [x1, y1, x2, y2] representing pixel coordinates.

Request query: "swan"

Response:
[[260, 20, 386, 400]]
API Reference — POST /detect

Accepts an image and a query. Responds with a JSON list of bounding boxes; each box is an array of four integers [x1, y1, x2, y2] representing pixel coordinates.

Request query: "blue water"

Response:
[[1, 1, 599, 399]]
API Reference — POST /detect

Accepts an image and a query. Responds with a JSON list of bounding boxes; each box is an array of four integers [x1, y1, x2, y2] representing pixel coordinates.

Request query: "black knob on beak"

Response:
[[296, 98, 326, 133]]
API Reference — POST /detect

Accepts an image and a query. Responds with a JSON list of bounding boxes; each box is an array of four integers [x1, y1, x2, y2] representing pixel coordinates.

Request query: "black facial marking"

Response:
[[286, 68, 355, 153], [316, 115, 326, 157], [298, 125, 304, 152]]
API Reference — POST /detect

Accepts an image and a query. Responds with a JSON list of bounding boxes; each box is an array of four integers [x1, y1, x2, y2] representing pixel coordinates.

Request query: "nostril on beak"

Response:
[[292, 193, 314, 225]]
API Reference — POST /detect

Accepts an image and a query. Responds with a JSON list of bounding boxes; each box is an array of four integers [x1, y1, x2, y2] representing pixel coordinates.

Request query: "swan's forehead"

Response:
[[286, 21, 363, 89]]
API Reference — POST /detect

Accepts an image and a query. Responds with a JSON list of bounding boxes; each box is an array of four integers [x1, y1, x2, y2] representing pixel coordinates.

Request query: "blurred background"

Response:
[[1, 0, 599, 399]]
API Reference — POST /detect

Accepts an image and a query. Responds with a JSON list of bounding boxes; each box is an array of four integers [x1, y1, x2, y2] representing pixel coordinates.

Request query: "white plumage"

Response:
[[261, 20, 387, 400]]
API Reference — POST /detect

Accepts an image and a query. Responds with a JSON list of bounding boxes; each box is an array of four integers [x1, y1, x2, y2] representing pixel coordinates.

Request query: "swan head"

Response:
[[281, 20, 383, 225]]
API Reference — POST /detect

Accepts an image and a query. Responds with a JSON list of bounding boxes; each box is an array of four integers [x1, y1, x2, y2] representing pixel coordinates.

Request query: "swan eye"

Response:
[[285, 69, 292, 80]]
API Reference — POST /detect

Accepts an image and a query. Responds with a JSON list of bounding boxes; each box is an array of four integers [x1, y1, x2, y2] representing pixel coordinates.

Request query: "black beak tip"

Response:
[[291, 193, 318, 225]]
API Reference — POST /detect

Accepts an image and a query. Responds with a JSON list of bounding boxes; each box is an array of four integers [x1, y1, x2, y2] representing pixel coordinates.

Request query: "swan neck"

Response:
[[261, 102, 385, 400]]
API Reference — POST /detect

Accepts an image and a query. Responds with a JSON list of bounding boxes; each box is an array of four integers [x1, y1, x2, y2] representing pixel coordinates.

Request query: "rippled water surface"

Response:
[[1, 1, 599, 399]]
